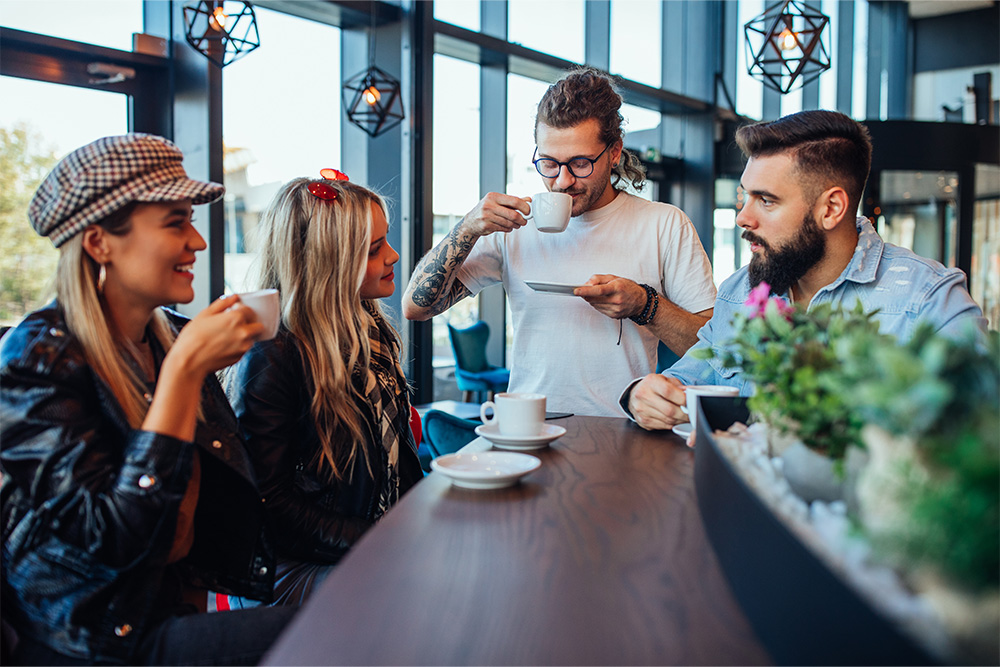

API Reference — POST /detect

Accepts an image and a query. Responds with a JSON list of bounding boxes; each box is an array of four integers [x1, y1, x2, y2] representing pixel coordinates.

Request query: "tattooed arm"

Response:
[[403, 192, 531, 321]]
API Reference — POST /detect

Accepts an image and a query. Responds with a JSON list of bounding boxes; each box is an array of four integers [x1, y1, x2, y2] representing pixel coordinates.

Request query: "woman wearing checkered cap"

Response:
[[0, 134, 296, 665]]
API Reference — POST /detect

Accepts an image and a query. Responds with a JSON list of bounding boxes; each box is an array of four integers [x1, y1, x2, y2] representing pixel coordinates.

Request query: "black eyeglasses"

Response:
[[532, 143, 612, 179]]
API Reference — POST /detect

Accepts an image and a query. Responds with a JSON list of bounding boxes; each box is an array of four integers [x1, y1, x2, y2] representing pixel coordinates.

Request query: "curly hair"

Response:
[[534, 66, 646, 192]]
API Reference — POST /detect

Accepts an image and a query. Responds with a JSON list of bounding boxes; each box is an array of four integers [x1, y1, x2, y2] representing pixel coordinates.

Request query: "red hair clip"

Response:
[[307, 169, 349, 200], [319, 168, 349, 181]]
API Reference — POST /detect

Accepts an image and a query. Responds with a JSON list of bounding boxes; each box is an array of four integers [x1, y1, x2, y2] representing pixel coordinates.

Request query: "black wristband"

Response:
[[629, 284, 659, 326]]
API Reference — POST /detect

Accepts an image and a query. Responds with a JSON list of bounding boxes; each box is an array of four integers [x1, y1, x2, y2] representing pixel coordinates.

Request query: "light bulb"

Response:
[[210, 5, 228, 31], [364, 86, 381, 106], [778, 28, 797, 51]]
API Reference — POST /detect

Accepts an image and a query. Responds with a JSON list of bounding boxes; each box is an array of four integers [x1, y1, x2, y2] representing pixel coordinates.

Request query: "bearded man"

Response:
[[621, 109, 987, 432]]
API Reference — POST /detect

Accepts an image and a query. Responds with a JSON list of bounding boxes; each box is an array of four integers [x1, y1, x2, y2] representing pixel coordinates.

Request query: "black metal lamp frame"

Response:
[[744, 0, 831, 94], [183, 0, 260, 68], [342, 64, 405, 138], [342, 3, 405, 138]]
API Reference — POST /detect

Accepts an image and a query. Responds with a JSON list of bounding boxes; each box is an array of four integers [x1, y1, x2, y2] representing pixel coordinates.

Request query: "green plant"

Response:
[[848, 327, 999, 591], [694, 281, 887, 460], [0, 123, 60, 324]]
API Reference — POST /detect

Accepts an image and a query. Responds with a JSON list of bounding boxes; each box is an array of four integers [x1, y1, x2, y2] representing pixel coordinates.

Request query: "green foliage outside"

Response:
[[0, 123, 60, 326]]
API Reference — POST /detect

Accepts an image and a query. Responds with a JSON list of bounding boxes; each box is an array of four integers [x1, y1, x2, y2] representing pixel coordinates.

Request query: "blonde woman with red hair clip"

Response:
[[225, 171, 422, 608]]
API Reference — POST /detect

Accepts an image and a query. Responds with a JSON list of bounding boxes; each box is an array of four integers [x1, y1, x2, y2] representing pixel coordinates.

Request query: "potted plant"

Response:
[[695, 282, 887, 502], [846, 327, 999, 664]]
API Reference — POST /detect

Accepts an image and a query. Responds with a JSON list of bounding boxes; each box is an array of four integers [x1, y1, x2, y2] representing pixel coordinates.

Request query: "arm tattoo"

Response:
[[407, 224, 478, 315]]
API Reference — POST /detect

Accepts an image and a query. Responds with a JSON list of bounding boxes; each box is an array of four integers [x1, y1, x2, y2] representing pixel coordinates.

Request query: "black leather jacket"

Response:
[[0, 303, 276, 664], [228, 328, 422, 566]]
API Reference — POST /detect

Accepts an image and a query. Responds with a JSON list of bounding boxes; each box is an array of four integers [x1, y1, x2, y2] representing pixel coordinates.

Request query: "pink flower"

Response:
[[745, 281, 794, 320], [745, 282, 772, 318], [773, 298, 795, 317]]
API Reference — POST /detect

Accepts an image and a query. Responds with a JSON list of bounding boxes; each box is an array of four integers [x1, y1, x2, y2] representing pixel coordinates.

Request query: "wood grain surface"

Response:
[[263, 415, 771, 666]]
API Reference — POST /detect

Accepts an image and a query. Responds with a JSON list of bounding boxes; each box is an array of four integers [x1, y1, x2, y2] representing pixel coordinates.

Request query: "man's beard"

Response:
[[745, 212, 826, 295]]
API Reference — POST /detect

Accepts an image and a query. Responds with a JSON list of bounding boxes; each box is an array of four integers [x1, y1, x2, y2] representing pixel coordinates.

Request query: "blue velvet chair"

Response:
[[447, 321, 510, 402], [420, 409, 481, 471]]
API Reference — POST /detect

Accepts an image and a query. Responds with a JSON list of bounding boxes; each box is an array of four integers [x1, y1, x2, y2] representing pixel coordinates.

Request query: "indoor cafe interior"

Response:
[[0, 1, 998, 665]]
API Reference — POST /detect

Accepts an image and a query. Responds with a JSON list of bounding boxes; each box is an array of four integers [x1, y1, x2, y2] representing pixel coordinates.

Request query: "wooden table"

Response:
[[263, 415, 771, 666]]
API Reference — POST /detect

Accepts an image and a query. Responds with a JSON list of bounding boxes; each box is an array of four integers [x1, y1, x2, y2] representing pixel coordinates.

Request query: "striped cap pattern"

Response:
[[28, 133, 225, 247]]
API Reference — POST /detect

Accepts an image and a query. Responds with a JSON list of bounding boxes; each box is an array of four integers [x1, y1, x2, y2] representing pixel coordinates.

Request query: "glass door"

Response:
[[875, 170, 959, 268]]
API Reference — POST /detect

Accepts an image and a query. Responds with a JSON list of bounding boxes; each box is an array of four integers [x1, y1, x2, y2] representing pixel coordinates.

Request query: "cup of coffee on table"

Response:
[[526, 192, 572, 233], [238, 289, 280, 340], [683, 385, 739, 440], [480, 392, 547, 437]]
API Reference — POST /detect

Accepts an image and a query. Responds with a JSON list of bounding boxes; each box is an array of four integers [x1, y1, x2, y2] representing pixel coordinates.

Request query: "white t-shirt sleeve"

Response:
[[455, 231, 505, 296], [659, 208, 717, 314]]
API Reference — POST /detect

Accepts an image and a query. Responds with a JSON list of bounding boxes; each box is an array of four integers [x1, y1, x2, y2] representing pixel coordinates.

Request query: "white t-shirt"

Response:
[[456, 191, 717, 417]]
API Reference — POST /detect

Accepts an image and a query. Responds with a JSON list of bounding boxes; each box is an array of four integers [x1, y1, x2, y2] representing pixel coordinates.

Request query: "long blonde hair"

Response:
[[55, 206, 178, 428], [254, 177, 397, 479]]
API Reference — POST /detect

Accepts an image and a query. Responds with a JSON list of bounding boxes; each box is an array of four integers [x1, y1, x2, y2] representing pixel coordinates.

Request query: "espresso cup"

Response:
[[682, 385, 739, 440], [480, 392, 546, 437], [526, 192, 572, 233], [238, 289, 280, 340]]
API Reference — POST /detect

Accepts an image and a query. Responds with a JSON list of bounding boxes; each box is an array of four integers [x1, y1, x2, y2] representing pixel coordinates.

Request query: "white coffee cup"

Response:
[[526, 192, 572, 233], [682, 385, 739, 439], [238, 289, 280, 340], [480, 392, 546, 437]]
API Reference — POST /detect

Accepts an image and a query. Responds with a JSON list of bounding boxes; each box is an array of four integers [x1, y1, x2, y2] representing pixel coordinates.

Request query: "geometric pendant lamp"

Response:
[[744, 0, 831, 94], [342, 3, 405, 138], [183, 1, 261, 68], [342, 65, 406, 137]]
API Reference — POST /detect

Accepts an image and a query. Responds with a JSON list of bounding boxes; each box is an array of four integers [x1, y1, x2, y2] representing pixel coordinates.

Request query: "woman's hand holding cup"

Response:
[[166, 294, 264, 380]]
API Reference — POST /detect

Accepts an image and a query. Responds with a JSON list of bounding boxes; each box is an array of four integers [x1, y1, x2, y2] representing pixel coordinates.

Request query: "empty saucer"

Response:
[[474, 423, 566, 450], [431, 451, 541, 490]]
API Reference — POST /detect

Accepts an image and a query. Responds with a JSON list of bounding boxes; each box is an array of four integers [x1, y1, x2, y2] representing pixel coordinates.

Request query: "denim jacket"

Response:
[[622, 218, 987, 406], [0, 303, 276, 664]]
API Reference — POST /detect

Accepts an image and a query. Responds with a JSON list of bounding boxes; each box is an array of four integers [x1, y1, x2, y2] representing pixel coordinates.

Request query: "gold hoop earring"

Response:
[[97, 264, 107, 294]]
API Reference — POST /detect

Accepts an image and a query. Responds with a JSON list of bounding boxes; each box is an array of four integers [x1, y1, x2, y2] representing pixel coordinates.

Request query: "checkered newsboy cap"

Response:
[[28, 133, 225, 247]]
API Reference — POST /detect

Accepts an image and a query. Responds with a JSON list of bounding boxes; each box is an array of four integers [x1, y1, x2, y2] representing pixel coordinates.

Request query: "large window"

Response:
[[507, 0, 584, 64], [972, 164, 1000, 329], [506, 74, 549, 200], [431, 55, 482, 399], [1, 0, 142, 51], [620, 103, 661, 202], [736, 0, 765, 120], [610, 0, 662, 88], [221, 7, 342, 294], [0, 77, 128, 326], [434, 0, 480, 32]]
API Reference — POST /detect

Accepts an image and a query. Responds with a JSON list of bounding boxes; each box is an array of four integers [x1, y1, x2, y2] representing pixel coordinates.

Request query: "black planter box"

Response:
[[693, 395, 938, 666]]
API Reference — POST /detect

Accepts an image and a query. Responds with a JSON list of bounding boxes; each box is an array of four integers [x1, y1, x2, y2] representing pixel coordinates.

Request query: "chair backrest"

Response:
[[422, 409, 480, 458], [447, 321, 491, 373]]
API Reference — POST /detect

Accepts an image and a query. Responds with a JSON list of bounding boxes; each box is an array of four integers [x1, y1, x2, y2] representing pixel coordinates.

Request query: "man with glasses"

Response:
[[403, 67, 716, 418]]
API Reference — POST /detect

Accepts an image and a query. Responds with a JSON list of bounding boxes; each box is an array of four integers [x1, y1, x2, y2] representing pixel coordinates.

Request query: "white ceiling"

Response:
[[908, 0, 996, 18]]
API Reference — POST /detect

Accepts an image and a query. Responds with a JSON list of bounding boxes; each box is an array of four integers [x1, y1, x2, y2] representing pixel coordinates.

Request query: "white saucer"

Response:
[[671, 423, 693, 439], [474, 423, 566, 450], [430, 451, 541, 490], [524, 280, 582, 296]]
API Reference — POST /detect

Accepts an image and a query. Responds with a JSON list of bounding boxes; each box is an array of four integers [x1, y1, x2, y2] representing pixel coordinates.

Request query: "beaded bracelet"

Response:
[[629, 283, 659, 326]]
